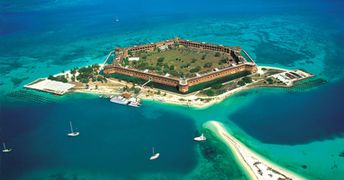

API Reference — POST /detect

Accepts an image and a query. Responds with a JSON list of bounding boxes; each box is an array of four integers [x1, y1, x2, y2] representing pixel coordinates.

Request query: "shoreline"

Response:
[[24, 65, 313, 109], [204, 121, 306, 180], [73, 65, 313, 109]]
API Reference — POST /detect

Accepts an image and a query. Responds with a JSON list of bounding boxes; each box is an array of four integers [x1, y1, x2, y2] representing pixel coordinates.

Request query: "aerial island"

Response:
[[24, 37, 311, 179], [25, 37, 312, 108]]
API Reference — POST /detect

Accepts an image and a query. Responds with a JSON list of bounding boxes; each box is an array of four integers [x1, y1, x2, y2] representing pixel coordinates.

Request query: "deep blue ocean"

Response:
[[1, 0, 344, 179]]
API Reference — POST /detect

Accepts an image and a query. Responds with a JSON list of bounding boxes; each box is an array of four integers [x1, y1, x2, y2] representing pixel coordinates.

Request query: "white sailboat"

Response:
[[149, 147, 160, 160], [2, 142, 12, 153], [194, 133, 206, 141], [67, 121, 80, 137]]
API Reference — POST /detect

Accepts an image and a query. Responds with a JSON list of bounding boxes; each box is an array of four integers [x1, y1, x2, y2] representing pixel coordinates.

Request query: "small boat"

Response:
[[110, 96, 129, 105], [194, 133, 206, 141], [128, 98, 141, 107], [67, 121, 80, 137], [2, 142, 12, 153], [149, 147, 160, 160], [115, 17, 119, 22]]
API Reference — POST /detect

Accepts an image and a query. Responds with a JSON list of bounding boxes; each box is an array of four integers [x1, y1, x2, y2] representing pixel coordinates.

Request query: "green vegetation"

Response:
[[134, 87, 141, 94], [266, 77, 273, 84], [211, 83, 223, 89], [111, 73, 180, 93], [190, 66, 201, 73], [242, 76, 252, 83], [129, 47, 229, 78], [128, 50, 133, 56], [189, 71, 251, 93], [203, 62, 212, 68], [205, 89, 215, 96], [218, 58, 227, 65], [237, 76, 252, 86], [75, 64, 105, 83], [121, 57, 129, 66], [237, 80, 246, 86], [201, 54, 206, 60], [203, 83, 227, 97], [48, 75, 68, 83]]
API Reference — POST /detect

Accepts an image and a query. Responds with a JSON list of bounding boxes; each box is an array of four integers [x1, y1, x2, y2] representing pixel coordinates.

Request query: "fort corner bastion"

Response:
[[104, 37, 257, 93]]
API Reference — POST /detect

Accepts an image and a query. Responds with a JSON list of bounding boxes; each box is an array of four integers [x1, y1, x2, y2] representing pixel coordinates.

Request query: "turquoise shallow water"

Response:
[[1, 0, 344, 179]]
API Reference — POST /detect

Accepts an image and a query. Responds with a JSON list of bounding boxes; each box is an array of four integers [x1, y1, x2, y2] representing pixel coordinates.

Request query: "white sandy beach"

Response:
[[204, 121, 306, 180]]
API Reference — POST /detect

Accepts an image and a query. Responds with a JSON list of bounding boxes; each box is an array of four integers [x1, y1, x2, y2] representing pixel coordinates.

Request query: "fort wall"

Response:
[[188, 64, 257, 86], [104, 63, 257, 93], [104, 65, 180, 87], [105, 38, 258, 93]]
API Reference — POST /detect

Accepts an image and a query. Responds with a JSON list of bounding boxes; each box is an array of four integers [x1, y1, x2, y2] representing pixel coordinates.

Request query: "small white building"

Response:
[[128, 57, 140, 61], [158, 45, 168, 51]]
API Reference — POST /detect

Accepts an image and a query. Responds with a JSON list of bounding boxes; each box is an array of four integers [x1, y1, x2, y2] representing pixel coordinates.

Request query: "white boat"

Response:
[[67, 121, 80, 137], [128, 98, 141, 107], [149, 147, 160, 160], [110, 96, 129, 105], [194, 133, 206, 141], [2, 142, 12, 153]]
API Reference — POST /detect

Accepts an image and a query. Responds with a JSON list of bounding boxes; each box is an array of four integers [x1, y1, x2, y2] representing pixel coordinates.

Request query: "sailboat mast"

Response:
[[3, 142, 6, 150], [69, 121, 74, 133], [152, 147, 155, 155]]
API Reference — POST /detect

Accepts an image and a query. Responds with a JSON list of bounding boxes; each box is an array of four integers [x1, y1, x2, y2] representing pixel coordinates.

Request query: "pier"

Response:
[[142, 78, 152, 87], [24, 78, 75, 95], [102, 50, 115, 67]]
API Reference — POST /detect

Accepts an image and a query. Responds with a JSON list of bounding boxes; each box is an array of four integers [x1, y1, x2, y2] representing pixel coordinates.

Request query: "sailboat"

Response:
[[194, 133, 206, 141], [67, 121, 80, 137], [149, 147, 160, 160], [115, 16, 119, 22], [2, 142, 12, 153]]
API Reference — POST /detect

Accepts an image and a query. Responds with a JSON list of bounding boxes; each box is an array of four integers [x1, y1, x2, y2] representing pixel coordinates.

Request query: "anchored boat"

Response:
[[67, 121, 80, 137], [110, 93, 141, 107], [128, 98, 141, 107], [194, 133, 206, 141], [110, 95, 129, 105], [149, 147, 160, 160], [2, 142, 12, 153]]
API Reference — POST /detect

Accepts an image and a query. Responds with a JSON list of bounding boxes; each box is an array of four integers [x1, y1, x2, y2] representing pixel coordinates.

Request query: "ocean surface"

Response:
[[1, 0, 344, 179]]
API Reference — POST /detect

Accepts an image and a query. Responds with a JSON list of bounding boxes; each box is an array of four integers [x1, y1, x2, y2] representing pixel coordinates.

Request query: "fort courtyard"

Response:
[[104, 38, 257, 93]]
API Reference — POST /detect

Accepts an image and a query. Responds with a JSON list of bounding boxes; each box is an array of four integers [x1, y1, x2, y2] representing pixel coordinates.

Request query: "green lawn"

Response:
[[128, 46, 230, 78]]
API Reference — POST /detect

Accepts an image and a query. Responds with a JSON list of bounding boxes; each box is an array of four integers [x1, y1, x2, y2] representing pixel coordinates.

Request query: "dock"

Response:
[[24, 78, 75, 95]]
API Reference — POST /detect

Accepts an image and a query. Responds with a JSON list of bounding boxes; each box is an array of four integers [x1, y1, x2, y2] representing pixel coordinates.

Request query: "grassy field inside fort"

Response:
[[128, 47, 231, 78]]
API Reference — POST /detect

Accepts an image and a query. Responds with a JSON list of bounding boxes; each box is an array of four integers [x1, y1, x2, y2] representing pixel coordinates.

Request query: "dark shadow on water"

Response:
[[229, 80, 344, 145], [254, 41, 307, 66], [193, 129, 249, 180]]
